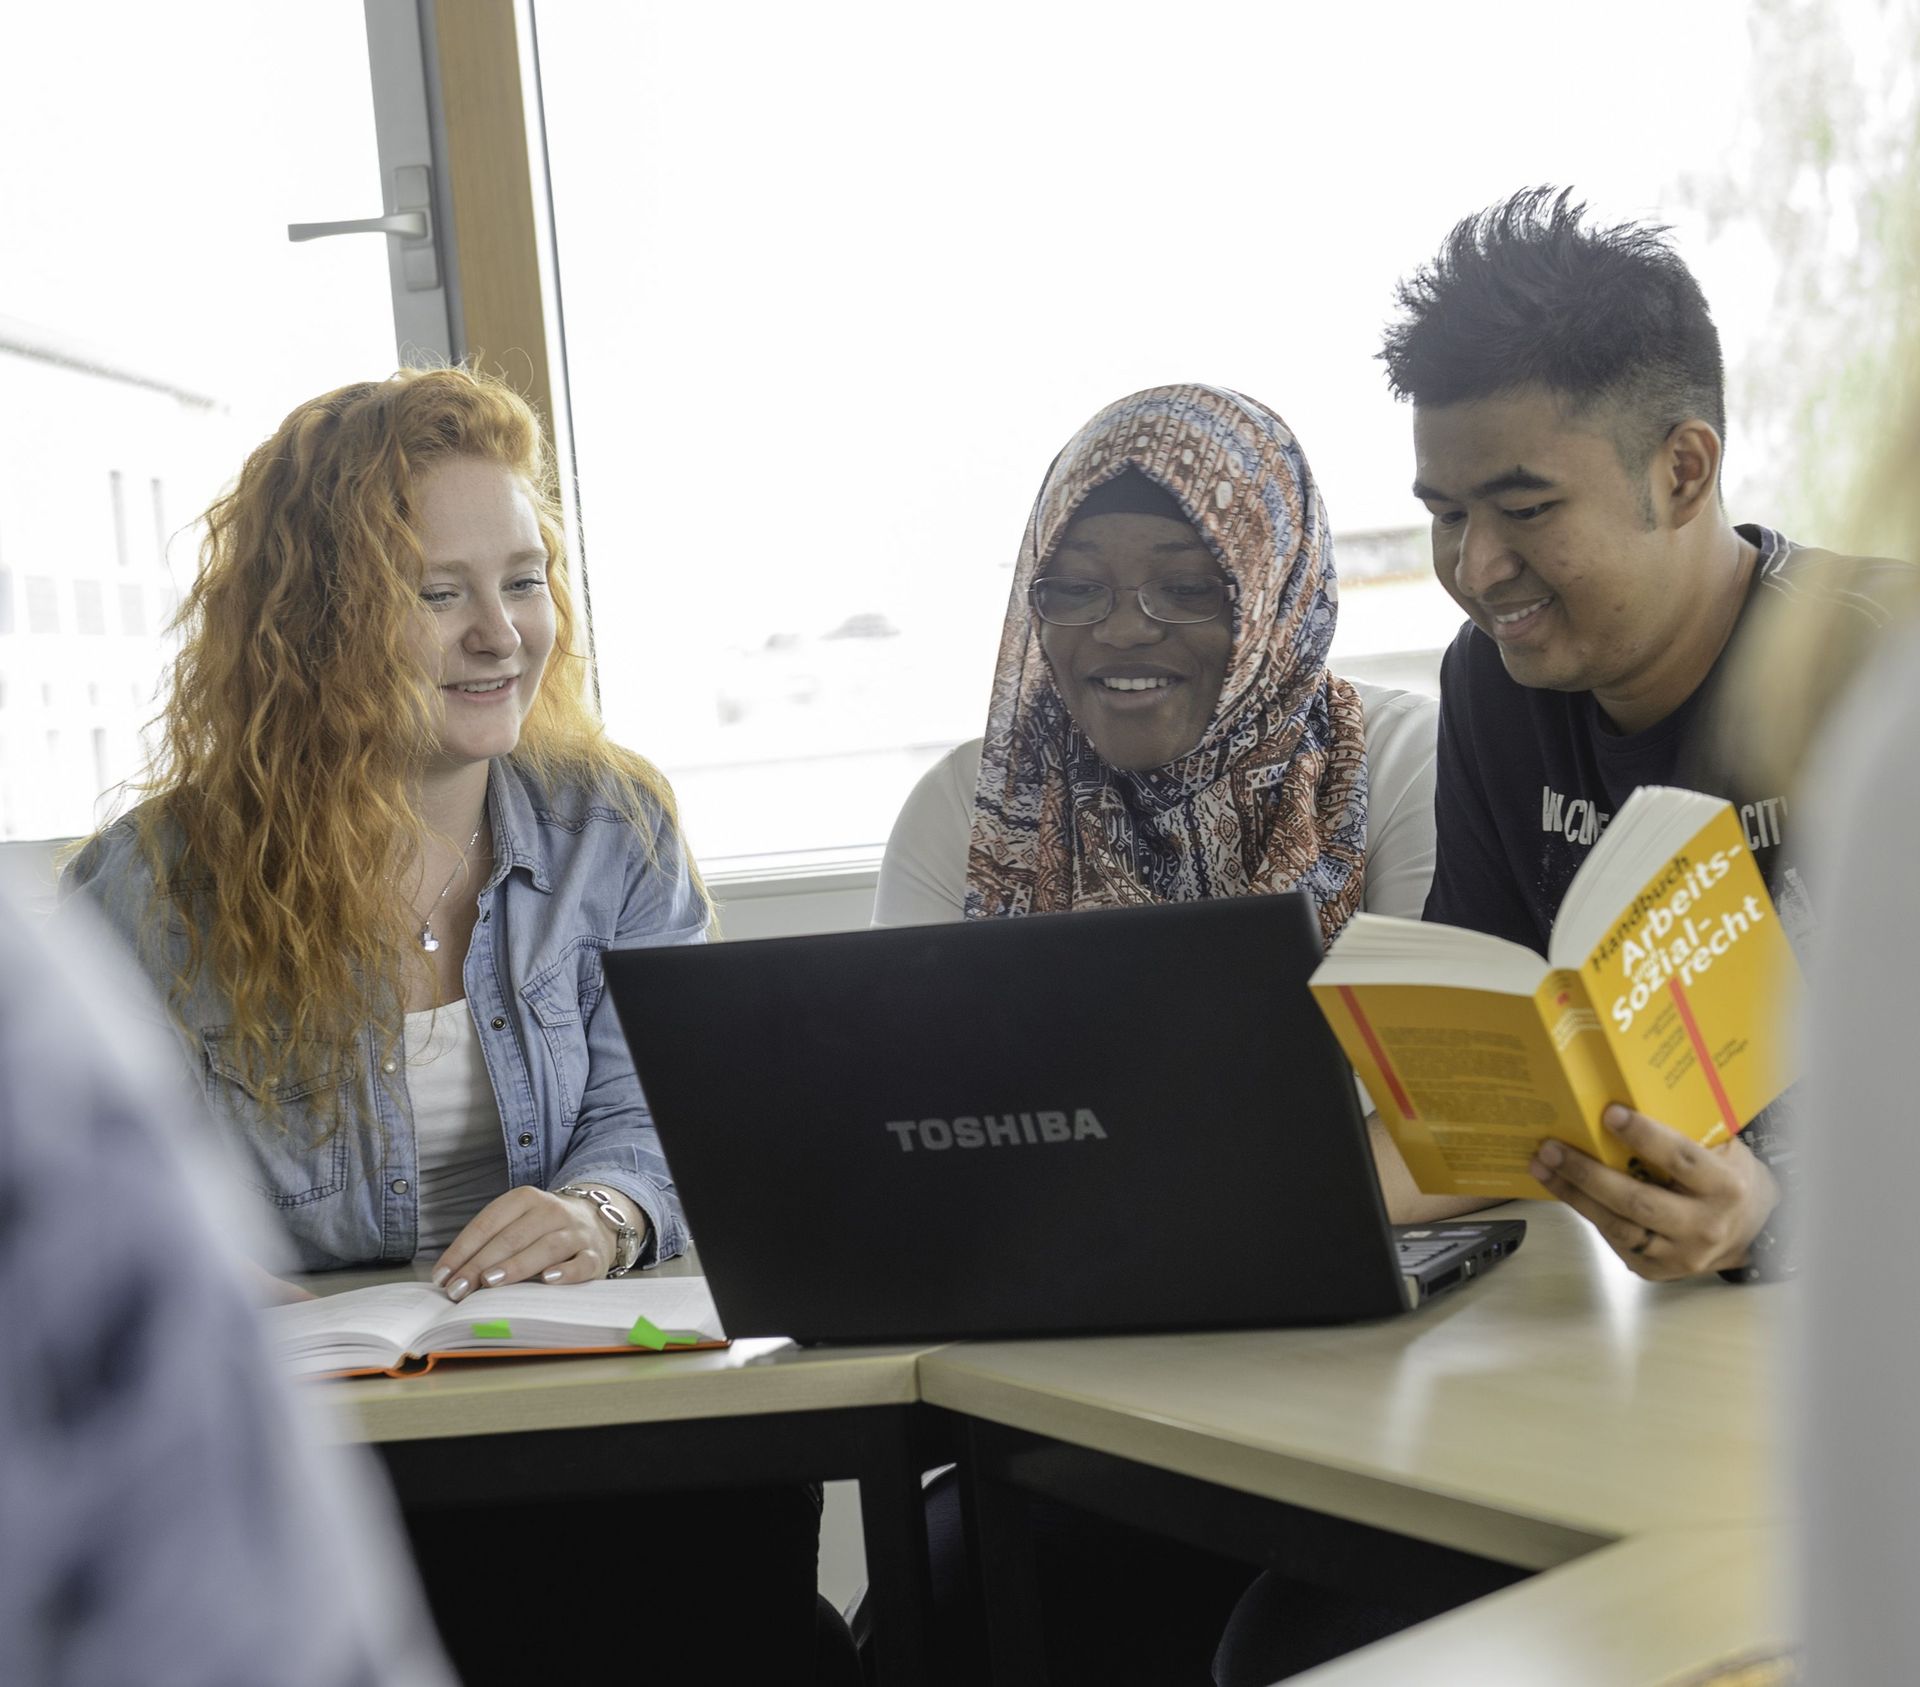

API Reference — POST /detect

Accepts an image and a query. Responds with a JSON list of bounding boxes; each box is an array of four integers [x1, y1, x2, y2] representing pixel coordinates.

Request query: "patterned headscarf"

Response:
[[964, 384, 1368, 942]]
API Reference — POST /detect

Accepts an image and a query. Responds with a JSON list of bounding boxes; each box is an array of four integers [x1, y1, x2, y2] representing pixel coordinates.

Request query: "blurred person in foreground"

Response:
[[0, 874, 452, 1687], [1723, 393, 1920, 1682]]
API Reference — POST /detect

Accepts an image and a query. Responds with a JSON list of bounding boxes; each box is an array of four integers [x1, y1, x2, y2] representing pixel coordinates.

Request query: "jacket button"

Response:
[[391, 1178, 409, 1195], [518, 1132, 534, 1147], [381, 1059, 397, 1074], [491, 1016, 506, 1030]]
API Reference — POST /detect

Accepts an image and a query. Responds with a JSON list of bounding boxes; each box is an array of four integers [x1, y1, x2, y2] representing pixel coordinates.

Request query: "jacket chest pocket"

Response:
[[519, 939, 608, 1125], [201, 1030, 353, 1208]]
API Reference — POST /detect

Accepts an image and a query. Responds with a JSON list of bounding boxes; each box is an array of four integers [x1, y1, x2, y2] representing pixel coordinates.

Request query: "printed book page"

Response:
[[266, 1276, 725, 1379], [1307, 914, 1546, 994], [416, 1276, 723, 1352], [1317, 978, 1597, 1199], [267, 1283, 449, 1377]]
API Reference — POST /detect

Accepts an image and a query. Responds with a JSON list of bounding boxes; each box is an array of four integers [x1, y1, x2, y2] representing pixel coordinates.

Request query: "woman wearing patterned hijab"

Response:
[[880, 385, 1452, 1685], [877, 381, 1437, 945]]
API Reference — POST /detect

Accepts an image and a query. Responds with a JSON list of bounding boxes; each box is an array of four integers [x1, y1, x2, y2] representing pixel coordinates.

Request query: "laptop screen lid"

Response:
[[604, 893, 1407, 1343]]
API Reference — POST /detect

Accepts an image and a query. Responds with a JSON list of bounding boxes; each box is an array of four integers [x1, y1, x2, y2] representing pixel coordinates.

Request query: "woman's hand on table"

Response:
[[431, 1186, 623, 1300]]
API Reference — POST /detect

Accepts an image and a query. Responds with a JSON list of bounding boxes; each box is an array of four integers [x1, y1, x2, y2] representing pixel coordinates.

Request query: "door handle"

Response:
[[288, 164, 438, 291], [289, 211, 427, 241]]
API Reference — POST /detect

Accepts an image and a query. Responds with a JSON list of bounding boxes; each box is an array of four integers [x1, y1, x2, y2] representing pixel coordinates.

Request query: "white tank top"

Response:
[[404, 1003, 510, 1253]]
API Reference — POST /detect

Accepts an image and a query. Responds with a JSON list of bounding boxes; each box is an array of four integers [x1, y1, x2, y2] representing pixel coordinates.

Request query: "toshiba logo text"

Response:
[[884, 1111, 1108, 1152]]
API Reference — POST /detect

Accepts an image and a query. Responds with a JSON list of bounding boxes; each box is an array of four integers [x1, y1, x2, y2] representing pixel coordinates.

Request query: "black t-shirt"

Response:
[[1424, 524, 1817, 954], [1422, 523, 1917, 1248]]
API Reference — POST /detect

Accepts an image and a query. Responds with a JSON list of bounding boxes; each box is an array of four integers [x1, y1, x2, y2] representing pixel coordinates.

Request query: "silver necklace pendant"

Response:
[[417, 823, 481, 959]]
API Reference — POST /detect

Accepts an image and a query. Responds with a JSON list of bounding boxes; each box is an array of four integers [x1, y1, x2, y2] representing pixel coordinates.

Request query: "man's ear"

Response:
[[1657, 418, 1723, 530]]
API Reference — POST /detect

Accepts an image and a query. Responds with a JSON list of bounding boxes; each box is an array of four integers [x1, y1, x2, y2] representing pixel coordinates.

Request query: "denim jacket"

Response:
[[61, 760, 707, 1272]]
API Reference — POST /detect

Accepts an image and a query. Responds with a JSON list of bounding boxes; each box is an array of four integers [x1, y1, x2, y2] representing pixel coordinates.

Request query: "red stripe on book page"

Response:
[[1667, 977, 1740, 1138], [1336, 986, 1418, 1121]]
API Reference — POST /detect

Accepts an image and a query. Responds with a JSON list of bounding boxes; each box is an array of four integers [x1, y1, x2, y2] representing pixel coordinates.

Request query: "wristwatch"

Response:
[[553, 1183, 644, 1277]]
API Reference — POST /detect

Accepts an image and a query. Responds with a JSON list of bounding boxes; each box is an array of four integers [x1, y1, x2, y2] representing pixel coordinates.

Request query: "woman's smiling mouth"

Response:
[[1084, 668, 1185, 706]]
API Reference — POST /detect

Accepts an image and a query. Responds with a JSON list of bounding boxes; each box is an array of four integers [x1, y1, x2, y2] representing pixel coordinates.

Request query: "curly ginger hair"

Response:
[[101, 366, 694, 1114]]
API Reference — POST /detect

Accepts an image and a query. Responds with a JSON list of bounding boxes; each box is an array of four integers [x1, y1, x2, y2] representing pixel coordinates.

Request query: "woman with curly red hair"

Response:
[[63, 367, 846, 1685], [68, 366, 701, 1287]]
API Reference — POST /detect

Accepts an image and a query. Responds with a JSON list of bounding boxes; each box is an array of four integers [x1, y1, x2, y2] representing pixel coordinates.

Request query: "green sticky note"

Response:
[[627, 1315, 668, 1350], [470, 1320, 512, 1339]]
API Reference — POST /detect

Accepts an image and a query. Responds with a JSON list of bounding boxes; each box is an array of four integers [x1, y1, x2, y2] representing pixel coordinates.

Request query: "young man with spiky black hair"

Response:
[[1380, 186, 1901, 1285]]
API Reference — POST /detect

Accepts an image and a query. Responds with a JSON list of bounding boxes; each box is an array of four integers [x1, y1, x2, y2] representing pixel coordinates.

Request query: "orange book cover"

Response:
[[328, 1334, 730, 1381]]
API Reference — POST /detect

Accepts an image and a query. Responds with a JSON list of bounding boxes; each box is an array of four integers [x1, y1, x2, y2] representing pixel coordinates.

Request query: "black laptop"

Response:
[[604, 893, 1524, 1344]]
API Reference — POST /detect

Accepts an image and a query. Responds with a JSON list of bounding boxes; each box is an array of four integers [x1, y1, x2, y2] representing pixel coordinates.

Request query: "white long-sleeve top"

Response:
[[873, 678, 1439, 927]]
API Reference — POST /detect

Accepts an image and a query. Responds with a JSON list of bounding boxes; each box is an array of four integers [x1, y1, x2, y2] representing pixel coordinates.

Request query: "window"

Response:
[[150, 478, 169, 568], [74, 580, 106, 637], [25, 578, 59, 636], [20, 2, 1901, 867], [532, 3, 1789, 869], [108, 469, 129, 568], [0, 1, 443, 840]]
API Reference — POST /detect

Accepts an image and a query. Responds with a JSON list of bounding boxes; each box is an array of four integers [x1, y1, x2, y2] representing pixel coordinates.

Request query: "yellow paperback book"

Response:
[[1308, 787, 1802, 1200]]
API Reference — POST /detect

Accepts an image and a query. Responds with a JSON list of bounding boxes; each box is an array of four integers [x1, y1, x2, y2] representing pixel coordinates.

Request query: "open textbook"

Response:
[[266, 1275, 728, 1379], [1310, 787, 1802, 1200]]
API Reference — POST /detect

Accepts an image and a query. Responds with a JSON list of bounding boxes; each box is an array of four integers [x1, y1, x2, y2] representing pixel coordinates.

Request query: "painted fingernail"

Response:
[[431, 1266, 450, 1287], [1604, 1106, 1631, 1131], [448, 1278, 470, 1300], [482, 1268, 506, 1286], [541, 1268, 564, 1283], [1538, 1140, 1564, 1168]]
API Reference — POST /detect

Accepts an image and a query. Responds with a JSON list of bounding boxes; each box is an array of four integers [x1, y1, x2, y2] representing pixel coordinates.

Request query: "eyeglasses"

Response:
[[1028, 573, 1235, 628]]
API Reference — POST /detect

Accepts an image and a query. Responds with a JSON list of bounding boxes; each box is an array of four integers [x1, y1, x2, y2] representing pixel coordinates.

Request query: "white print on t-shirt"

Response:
[[1540, 786, 1791, 854], [1741, 795, 1789, 849], [1775, 864, 1817, 955], [1541, 787, 1613, 845]]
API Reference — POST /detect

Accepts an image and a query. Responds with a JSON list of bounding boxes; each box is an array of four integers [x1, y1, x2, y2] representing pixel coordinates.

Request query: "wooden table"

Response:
[[292, 1254, 953, 1686], [1287, 1526, 1789, 1685], [915, 1204, 1794, 1684], [296, 1207, 1795, 1685]]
